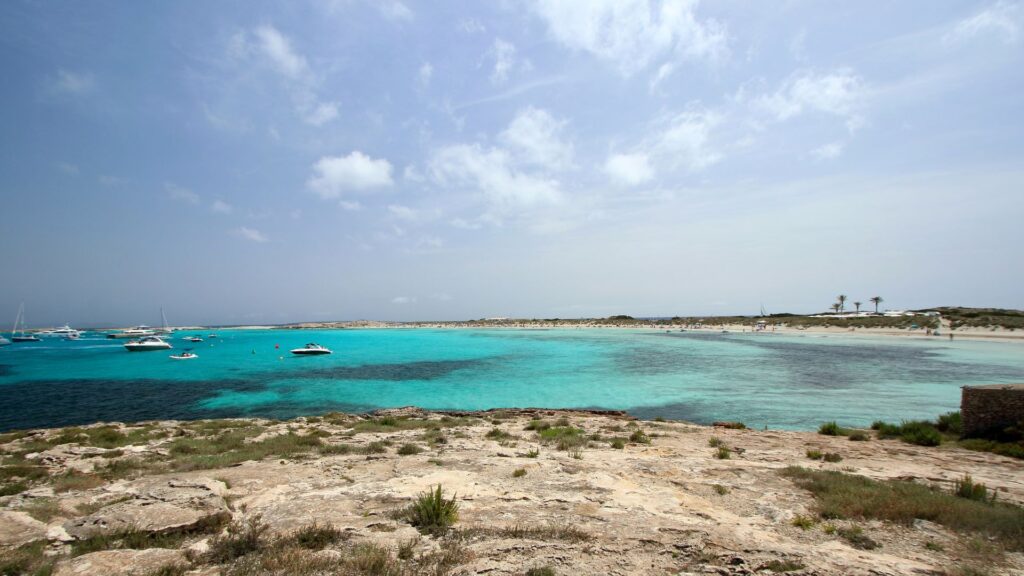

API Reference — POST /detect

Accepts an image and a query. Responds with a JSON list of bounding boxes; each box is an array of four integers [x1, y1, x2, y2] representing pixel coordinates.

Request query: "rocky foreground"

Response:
[[1, 409, 1022, 576]]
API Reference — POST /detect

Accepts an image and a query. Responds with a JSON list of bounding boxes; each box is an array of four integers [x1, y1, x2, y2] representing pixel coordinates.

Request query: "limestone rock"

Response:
[[53, 549, 184, 576], [0, 510, 47, 549], [63, 477, 229, 539]]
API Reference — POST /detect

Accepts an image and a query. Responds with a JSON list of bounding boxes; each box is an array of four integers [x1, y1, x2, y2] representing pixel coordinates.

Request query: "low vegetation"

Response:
[[780, 467, 1024, 550], [401, 484, 459, 535]]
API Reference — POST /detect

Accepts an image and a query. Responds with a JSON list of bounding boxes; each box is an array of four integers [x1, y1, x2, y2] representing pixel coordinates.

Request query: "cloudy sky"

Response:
[[1, 1, 1022, 326]]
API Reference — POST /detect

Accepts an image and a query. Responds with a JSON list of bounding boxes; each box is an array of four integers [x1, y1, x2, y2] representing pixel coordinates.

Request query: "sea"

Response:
[[1, 328, 1023, 432]]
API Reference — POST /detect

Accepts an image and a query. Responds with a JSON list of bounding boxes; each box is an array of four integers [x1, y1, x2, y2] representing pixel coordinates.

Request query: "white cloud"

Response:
[[529, 0, 727, 76], [490, 39, 517, 85], [307, 151, 394, 199], [211, 200, 234, 214], [648, 62, 675, 94], [166, 183, 200, 205], [253, 26, 308, 78], [56, 162, 80, 175], [604, 153, 654, 186], [391, 296, 416, 304], [811, 141, 844, 160], [754, 69, 866, 130], [339, 200, 363, 211], [403, 165, 425, 183], [233, 25, 339, 127], [429, 144, 563, 216], [303, 102, 339, 126], [388, 204, 419, 221], [652, 108, 723, 171], [499, 107, 573, 170], [946, 2, 1020, 45], [234, 226, 269, 243], [53, 69, 95, 94], [458, 18, 486, 34], [378, 1, 413, 22], [418, 62, 433, 87]]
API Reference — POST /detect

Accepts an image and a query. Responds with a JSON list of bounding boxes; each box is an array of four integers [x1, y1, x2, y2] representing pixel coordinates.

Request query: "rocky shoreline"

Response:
[[1, 408, 1022, 575]]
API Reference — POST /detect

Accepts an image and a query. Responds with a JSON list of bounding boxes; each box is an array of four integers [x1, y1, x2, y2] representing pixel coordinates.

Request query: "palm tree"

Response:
[[831, 303, 841, 314], [854, 301, 862, 313], [870, 296, 883, 314], [837, 294, 847, 313]]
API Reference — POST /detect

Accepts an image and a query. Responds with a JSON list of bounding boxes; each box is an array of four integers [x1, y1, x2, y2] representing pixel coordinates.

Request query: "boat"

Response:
[[0, 336, 9, 347], [170, 351, 198, 360], [186, 335, 203, 343], [106, 325, 155, 339], [10, 304, 41, 342], [207, 334, 218, 339], [124, 336, 172, 352], [290, 343, 332, 355], [40, 325, 81, 340]]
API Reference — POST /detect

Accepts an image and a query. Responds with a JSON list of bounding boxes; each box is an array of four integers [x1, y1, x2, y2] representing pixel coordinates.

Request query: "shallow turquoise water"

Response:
[[1, 328, 1022, 431]]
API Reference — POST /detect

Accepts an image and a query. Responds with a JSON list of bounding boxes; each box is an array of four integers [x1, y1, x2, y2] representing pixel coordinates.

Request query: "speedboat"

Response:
[[207, 334, 218, 339], [107, 325, 155, 339], [170, 351, 198, 360], [124, 336, 172, 352], [290, 343, 332, 355], [0, 336, 10, 347], [186, 335, 204, 342], [40, 325, 81, 339]]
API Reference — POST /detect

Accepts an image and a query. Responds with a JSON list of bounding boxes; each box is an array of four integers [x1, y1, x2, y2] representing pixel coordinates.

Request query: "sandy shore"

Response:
[[2, 409, 1021, 575]]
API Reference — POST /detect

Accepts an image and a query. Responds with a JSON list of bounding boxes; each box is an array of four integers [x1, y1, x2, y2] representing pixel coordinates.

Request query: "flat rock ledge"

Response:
[[63, 477, 229, 539], [53, 548, 185, 576]]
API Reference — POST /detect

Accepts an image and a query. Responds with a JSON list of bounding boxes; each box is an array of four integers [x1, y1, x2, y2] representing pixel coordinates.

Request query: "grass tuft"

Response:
[[780, 467, 1024, 550], [512, 468, 527, 478], [714, 446, 731, 459], [290, 522, 345, 550], [405, 484, 459, 535], [397, 443, 423, 456]]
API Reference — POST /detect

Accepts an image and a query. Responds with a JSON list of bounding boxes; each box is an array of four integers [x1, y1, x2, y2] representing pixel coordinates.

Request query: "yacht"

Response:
[[290, 343, 332, 355], [107, 325, 155, 339], [41, 325, 81, 340], [185, 335, 204, 343], [124, 336, 172, 352], [10, 304, 41, 342]]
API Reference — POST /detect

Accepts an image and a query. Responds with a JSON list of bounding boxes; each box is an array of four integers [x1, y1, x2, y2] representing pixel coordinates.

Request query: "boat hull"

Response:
[[291, 349, 332, 355], [12, 336, 40, 342]]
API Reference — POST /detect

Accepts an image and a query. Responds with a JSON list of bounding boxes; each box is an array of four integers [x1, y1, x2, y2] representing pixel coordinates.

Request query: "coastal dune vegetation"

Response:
[[0, 408, 1022, 575]]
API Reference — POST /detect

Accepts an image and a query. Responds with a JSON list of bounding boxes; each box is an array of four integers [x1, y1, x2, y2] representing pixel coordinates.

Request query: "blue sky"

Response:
[[1, 1, 1022, 326]]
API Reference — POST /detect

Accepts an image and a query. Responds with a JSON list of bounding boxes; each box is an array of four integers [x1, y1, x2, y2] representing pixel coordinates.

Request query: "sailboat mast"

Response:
[[12, 303, 23, 337]]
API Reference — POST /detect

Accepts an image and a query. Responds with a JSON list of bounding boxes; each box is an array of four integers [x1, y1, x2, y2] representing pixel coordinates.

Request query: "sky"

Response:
[[1, 1, 1022, 326]]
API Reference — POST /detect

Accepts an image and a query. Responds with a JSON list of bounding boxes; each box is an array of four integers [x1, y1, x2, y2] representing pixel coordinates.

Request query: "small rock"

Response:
[[0, 510, 47, 549]]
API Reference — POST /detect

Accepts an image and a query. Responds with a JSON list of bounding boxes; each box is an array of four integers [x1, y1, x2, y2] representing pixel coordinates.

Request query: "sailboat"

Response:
[[11, 304, 41, 342]]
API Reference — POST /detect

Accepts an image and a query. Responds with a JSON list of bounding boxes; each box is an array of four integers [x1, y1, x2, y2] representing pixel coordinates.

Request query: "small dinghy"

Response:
[[170, 351, 198, 360], [290, 343, 332, 355]]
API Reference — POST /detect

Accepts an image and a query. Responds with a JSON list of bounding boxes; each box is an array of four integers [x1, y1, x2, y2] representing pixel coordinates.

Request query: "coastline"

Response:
[[1, 408, 1020, 575]]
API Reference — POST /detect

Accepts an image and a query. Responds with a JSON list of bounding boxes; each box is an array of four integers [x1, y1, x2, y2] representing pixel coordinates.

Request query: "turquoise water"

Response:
[[1, 328, 1023, 431]]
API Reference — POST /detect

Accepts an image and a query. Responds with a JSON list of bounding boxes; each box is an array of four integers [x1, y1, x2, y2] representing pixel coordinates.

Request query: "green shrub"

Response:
[[819, 422, 842, 436], [526, 567, 556, 576], [823, 452, 843, 463], [397, 443, 423, 456], [715, 446, 731, 459], [512, 468, 527, 478], [537, 427, 586, 451], [761, 560, 805, 573], [525, 448, 540, 458], [791, 514, 815, 530], [407, 485, 459, 535], [713, 484, 729, 495], [609, 438, 625, 449], [937, 412, 963, 435], [780, 467, 1024, 550], [629, 429, 650, 444], [204, 515, 268, 563], [953, 475, 992, 503], [291, 522, 344, 550], [806, 450, 823, 460], [836, 525, 878, 550], [848, 432, 869, 442], [524, 420, 551, 432], [708, 437, 723, 447], [902, 425, 942, 447]]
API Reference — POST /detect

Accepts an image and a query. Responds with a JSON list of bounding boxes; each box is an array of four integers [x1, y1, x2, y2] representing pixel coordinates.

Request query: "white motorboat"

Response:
[[0, 336, 10, 347], [40, 325, 81, 340], [107, 325, 155, 339], [10, 304, 41, 342], [185, 335, 204, 342], [124, 336, 172, 352], [290, 343, 332, 355], [170, 351, 198, 360]]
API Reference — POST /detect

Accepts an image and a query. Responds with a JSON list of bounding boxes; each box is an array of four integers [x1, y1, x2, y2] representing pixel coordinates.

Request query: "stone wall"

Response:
[[961, 384, 1024, 437]]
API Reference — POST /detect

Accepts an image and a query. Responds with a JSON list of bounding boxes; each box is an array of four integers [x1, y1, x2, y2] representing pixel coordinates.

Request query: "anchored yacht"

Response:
[[40, 325, 81, 340], [124, 336, 172, 352], [107, 325, 155, 339], [290, 343, 332, 355]]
